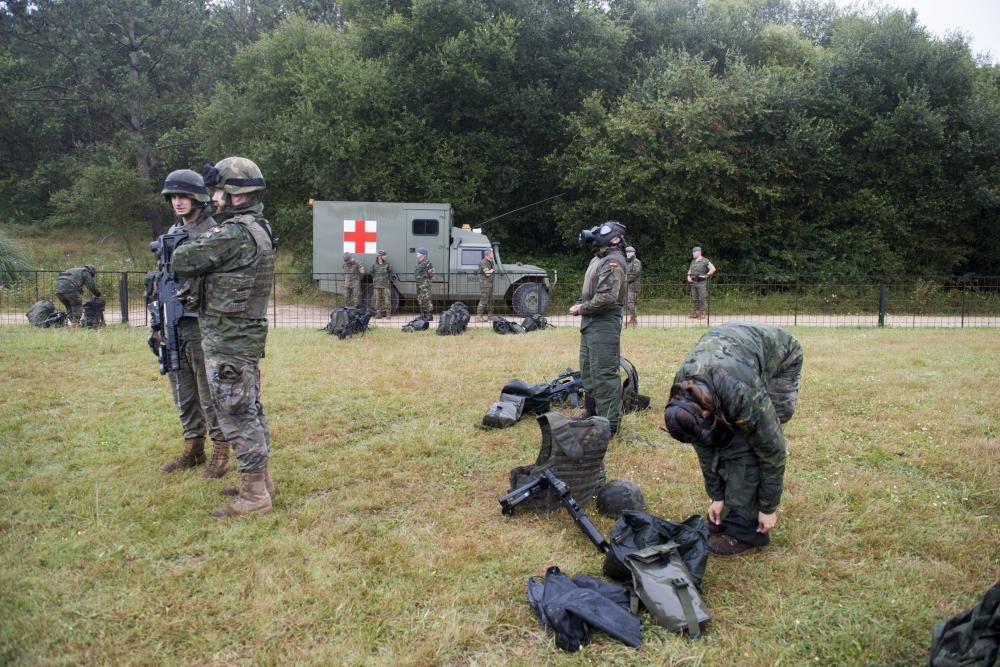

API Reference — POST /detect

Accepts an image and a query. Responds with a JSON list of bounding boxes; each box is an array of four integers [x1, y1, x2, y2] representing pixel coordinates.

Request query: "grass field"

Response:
[[0, 325, 997, 666]]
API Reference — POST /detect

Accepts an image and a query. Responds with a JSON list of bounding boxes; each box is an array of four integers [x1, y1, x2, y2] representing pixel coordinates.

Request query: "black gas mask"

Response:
[[578, 221, 626, 248], [664, 398, 734, 448]]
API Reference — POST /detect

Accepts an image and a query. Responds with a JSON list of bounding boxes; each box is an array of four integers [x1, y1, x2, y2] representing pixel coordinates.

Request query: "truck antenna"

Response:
[[478, 193, 565, 227]]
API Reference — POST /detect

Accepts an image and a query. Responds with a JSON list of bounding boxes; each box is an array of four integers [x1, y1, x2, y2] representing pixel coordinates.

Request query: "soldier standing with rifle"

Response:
[[569, 221, 628, 435], [150, 170, 229, 479], [370, 250, 396, 318], [172, 157, 277, 519], [477, 248, 495, 322], [342, 252, 365, 307]]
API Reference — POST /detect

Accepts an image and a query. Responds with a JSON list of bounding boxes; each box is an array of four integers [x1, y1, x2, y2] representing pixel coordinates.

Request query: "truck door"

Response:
[[405, 208, 448, 296]]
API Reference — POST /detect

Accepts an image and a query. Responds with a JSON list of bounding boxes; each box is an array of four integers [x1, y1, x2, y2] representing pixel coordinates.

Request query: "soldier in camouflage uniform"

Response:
[[476, 248, 495, 321], [153, 170, 229, 479], [624, 246, 641, 328], [54, 265, 101, 326], [570, 221, 628, 435], [665, 322, 803, 556], [415, 247, 434, 321], [342, 252, 365, 307], [172, 157, 277, 519], [370, 250, 396, 318], [686, 246, 716, 320]]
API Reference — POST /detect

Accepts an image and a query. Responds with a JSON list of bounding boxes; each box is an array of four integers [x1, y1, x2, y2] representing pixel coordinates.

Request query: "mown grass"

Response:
[[0, 325, 996, 666]]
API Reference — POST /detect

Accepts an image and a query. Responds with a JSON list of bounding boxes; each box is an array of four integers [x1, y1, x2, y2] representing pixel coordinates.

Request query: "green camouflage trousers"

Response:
[[205, 350, 270, 473], [477, 282, 493, 316], [373, 286, 391, 313], [580, 312, 623, 432], [56, 291, 83, 324], [691, 281, 708, 312], [344, 278, 362, 308], [417, 281, 433, 315], [169, 318, 224, 442], [626, 284, 639, 318]]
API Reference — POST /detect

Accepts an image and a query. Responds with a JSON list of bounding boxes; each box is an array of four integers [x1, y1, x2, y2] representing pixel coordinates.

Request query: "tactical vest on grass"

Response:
[[507, 412, 610, 510], [202, 215, 275, 319]]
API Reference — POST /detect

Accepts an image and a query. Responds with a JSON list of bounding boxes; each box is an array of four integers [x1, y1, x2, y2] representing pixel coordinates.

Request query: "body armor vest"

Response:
[[202, 215, 275, 319]]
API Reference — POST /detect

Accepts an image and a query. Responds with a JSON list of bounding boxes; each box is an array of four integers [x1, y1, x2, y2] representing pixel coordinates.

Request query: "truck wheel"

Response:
[[512, 282, 549, 317]]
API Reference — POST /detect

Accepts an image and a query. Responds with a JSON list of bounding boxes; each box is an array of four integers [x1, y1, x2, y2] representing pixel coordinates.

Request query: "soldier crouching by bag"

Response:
[[171, 157, 277, 519], [664, 322, 803, 557], [54, 265, 101, 327], [570, 221, 628, 435], [153, 169, 230, 479]]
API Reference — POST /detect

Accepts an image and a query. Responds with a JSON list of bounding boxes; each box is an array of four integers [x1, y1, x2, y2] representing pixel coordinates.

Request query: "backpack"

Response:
[[81, 297, 106, 329], [493, 316, 525, 335], [325, 305, 373, 339], [26, 299, 62, 327], [401, 317, 429, 332], [521, 313, 550, 332], [620, 357, 651, 413], [506, 412, 611, 511], [436, 302, 470, 336], [929, 581, 1000, 666]]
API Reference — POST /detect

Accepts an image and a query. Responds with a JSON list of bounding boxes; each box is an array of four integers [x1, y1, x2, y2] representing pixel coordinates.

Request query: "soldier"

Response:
[[625, 246, 641, 328], [54, 265, 101, 327], [664, 322, 803, 557], [342, 252, 365, 307], [686, 246, 716, 320], [172, 157, 276, 519], [153, 169, 229, 479], [477, 248, 495, 322], [370, 250, 396, 318], [415, 247, 434, 321], [569, 221, 628, 435]]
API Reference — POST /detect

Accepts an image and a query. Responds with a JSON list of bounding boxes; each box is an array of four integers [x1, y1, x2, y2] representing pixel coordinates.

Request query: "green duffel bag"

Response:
[[624, 542, 711, 639]]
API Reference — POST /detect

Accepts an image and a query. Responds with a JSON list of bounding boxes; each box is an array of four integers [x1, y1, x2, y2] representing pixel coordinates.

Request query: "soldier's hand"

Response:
[[757, 511, 777, 534], [686, 276, 693, 283], [569, 303, 581, 316], [708, 500, 724, 525]]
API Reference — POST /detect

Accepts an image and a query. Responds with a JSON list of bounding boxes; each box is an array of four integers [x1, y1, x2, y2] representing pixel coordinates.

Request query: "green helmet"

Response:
[[161, 169, 210, 204], [206, 157, 266, 195]]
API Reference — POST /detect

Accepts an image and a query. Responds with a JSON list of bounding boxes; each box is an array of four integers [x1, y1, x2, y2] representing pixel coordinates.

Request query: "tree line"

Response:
[[2, 0, 998, 279]]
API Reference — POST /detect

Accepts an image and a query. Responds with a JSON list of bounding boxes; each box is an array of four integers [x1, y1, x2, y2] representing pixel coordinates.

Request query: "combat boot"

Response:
[[159, 437, 206, 473], [211, 471, 272, 519], [708, 534, 758, 557], [201, 440, 230, 479], [222, 468, 275, 497]]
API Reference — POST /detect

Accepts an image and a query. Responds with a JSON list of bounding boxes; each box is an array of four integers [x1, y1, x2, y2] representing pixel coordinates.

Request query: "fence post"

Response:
[[272, 277, 277, 329], [118, 272, 129, 324], [878, 283, 887, 327], [793, 278, 799, 326], [35, 271, 39, 301], [960, 279, 966, 329]]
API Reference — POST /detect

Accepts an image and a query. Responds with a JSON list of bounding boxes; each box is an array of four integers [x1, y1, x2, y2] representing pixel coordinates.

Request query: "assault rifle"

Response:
[[148, 230, 190, 375], [499, 468, 609, 554]]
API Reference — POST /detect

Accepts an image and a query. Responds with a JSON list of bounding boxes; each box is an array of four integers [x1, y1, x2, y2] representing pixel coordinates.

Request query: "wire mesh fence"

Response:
[[1, 270, 998, 329]]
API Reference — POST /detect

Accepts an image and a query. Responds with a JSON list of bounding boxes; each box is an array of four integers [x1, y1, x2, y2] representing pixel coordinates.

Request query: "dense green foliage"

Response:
[[2, 0, 998, 277], [0, 227, 33, 284]]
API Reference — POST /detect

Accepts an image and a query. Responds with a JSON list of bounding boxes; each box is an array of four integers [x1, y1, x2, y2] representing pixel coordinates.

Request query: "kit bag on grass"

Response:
[[929, 580, 1000, 667], [521, 313, 550, 332], [81, 296, 106, 329], [482, 393, 527, 429], [437, 302, 471, 335], [26, 299, 65, 327], [620, 357, 651, 413], [326, 305, 373, 339], [492, 316, 525, 334], [602, 511, 710, 590], [624, 542, 710, 638], [401, 317, 429, 332]]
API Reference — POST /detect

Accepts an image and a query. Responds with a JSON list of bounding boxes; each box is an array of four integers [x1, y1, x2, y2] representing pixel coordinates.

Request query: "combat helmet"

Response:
[[596, 479, 646, 518], [203, 157, 266, 195], [160, 169, 210, 204]]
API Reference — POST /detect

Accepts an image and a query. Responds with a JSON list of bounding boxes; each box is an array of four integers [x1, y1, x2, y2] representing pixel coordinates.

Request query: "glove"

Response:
[[201, 162, 221, 188]]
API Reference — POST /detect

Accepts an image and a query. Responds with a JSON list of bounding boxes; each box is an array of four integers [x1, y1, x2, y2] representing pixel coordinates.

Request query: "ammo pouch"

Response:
[[507, 412, 610, 511], [624, 543, 710, 638], [482, 393, 526, 429]]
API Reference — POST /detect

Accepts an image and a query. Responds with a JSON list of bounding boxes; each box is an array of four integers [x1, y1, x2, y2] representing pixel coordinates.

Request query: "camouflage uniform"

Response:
[[625, 254, 642, 321], [370, 256, 395, 317], [54, 266, 100, 325], [673, 323, 803, 546], [578, 245, 627, 433], [415, 255, 434, 319], [342, 255, 365, 307], [171, 201, 276, 477], [477, 254, 495, 318], [155, 208, 225, 455], [688, 255, 712, 316]]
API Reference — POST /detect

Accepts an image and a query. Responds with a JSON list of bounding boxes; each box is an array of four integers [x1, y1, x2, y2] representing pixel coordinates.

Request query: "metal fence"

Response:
[[2, 270, 998, 328]]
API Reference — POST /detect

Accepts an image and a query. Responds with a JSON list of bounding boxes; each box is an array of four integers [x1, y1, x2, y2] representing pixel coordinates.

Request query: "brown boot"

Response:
[[211, 471, 272, 519], [159, 437, 206, 473], [222, 468, 275, 497], [201, 440, 230, 479], [708, 534, 758, 557]]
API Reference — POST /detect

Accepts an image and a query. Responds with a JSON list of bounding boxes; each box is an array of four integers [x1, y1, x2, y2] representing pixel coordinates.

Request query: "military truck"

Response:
[[313, 201, 552, 316]]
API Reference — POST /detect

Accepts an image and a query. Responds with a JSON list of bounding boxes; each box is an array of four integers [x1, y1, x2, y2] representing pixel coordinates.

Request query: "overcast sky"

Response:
[[835, 0, 1000, 64]]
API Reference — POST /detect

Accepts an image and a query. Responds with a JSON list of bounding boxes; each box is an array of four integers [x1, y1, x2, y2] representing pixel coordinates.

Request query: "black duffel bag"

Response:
[[602, 511, 710, 591]]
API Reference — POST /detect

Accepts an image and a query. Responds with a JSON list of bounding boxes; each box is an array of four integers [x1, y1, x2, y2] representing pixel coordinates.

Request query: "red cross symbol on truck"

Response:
[[343, 219, 377, 254]]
